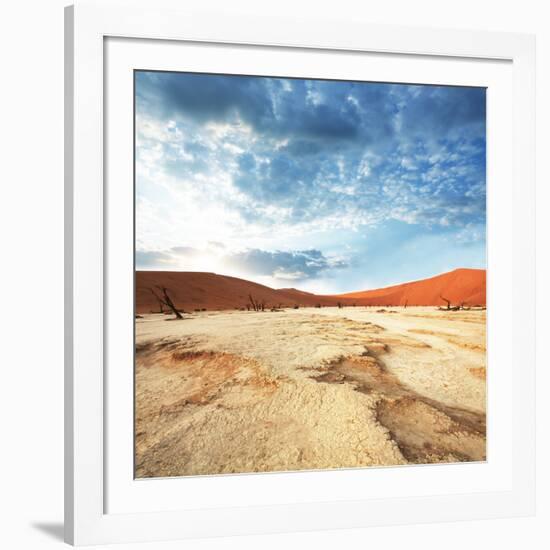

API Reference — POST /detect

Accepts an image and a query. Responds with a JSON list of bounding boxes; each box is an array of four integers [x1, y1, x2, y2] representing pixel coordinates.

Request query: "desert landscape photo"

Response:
[[134, 71, 486, 477]]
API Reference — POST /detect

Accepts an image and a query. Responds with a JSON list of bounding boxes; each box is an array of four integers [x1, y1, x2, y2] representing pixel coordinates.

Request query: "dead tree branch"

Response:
[[438, 295, 461, 311], [248, 294, 265, 311], [150, 286, 183, 319], [150, 288, 165, 313]]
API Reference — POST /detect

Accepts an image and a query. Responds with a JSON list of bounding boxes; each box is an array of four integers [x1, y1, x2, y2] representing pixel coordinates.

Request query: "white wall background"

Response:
[[0, 0, 547, 548]]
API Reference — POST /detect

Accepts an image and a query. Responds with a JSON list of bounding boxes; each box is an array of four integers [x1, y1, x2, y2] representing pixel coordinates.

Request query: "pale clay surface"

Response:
[[135, 307, 486, 477]]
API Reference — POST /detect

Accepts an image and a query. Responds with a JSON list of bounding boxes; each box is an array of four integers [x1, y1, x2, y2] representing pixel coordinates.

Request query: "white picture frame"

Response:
[[65, 0, 536, 545]]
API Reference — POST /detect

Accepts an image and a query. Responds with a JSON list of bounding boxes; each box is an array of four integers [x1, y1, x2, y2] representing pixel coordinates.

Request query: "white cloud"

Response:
[[134, 72, 486, 289]]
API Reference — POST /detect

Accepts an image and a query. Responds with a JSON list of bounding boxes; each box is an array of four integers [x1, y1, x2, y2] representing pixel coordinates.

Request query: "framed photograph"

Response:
[[65, 0, 536, 545]]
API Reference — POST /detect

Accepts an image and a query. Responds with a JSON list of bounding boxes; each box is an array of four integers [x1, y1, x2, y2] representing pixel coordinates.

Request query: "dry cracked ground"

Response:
[[135, 307, 486, 477]]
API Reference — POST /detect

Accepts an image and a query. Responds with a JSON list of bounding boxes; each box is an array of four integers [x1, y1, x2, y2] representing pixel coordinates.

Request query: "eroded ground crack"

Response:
[[310, 354, 486, 464]]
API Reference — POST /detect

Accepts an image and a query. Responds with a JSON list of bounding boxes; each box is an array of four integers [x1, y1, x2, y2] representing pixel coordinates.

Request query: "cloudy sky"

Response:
[[135, 71, 486, 293]]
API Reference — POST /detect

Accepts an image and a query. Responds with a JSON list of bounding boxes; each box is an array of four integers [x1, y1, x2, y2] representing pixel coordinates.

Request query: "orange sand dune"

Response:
[[335, 268, 486, 307], [136, 268, 485, 313], [135, 271, 337, 313]]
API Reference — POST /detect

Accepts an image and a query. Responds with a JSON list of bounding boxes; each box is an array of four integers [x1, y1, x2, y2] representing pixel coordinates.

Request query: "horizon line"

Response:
[[135, 266, 486, 296]]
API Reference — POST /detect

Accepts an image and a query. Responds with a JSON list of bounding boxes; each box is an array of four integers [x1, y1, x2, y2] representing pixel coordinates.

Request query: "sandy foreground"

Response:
[[135, 307, 486, 478]]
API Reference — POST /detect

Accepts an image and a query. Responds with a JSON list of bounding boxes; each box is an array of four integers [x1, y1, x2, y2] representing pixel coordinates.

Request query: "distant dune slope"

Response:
[[135, 268, 485, 313], [136, 271, 332, 313], [335, 268, 486, 307]]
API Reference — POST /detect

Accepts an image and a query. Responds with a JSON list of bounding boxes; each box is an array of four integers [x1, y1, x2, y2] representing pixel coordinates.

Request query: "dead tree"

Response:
[[150, 288, 165, 313], [247, 294, 256, 311], [337, 301, 343, 309], [439, 295, 461, 311], [150, 286, 183, 319], [248, 294, 265, 311], [404, 299, 408, 309]]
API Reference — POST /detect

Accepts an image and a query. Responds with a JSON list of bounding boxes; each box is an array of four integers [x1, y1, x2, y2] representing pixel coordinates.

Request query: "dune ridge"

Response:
[[337, 268, 486, 307], [136, 268, 485, 313]]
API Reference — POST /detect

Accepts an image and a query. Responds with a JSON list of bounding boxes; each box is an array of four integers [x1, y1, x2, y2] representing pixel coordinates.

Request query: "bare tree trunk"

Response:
[[150, 289, 165, 313], [248, 294, 259, 311], [150, 286, 183, 319], [440, 295, 451, 310]]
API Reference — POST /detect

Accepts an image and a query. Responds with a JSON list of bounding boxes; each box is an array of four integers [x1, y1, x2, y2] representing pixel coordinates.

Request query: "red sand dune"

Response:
[[135, 271, 332, 313], [334, 268, 486, 307], [135, 268, 485, 313]]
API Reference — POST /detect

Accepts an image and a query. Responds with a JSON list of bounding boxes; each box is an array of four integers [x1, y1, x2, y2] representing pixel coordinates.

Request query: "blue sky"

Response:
[[135, 71, 486, 293]]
